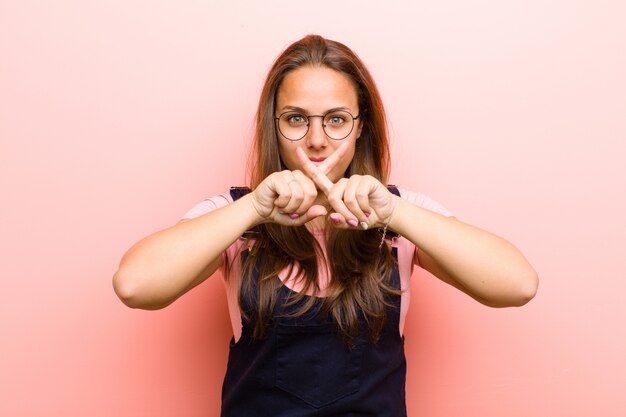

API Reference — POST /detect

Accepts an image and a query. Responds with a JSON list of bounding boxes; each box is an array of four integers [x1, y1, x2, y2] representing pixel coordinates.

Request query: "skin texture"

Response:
[[276, 66, 362, 185], [113, 66, 538, 311]]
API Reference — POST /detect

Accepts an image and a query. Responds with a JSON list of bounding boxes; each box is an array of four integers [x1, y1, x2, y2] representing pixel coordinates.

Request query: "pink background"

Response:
[[1, 0, 625, 416]]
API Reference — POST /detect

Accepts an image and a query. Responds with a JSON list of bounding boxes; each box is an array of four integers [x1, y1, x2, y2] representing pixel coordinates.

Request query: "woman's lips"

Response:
[[309, 157, 326, 163]]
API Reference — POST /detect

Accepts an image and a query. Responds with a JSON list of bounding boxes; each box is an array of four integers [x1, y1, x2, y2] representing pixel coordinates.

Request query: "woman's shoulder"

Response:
[[180, 191, 235, 221], [396, 187, 454, 217]]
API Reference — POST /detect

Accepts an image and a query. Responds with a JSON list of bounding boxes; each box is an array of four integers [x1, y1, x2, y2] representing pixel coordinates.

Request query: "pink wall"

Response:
[[2, 1, 625, 416]]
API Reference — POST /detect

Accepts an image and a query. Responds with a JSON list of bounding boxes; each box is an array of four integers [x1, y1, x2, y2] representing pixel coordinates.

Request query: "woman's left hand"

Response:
[[296, 147, 396, 230], [297, 146, 538, 307]]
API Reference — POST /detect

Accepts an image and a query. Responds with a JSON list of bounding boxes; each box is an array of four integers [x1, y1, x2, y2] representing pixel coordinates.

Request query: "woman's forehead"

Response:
[[276, 66, 359, 113]]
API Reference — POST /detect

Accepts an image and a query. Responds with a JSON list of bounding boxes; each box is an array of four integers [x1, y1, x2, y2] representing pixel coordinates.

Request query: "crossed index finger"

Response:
[[317, 141, 350, 175], [295, 141, 350, 195]]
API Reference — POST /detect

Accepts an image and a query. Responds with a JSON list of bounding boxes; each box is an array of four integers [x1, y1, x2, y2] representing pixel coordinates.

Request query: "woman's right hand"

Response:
[[249, 169, 328, 226]]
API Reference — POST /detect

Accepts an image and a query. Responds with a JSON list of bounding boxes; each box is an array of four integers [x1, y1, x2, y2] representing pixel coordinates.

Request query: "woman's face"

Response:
[[275, 66, 362, 184]]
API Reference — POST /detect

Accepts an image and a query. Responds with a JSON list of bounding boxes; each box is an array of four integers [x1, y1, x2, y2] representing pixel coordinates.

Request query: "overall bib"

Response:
[[220, 248, 408, 417]]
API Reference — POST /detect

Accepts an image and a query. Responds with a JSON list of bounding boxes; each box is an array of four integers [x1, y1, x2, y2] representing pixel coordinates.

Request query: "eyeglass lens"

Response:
[[277, 110, 356, 141]]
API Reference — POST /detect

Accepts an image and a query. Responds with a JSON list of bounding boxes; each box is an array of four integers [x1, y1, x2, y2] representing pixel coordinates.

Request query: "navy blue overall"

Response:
[[220, 247, 407, 417]]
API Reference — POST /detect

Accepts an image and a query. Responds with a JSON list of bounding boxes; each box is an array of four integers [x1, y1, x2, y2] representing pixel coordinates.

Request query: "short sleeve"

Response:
[[180, 193, 233, 220], [179, 192, 247, 286], [395, 188, 454, 268], [397, 188, 454, 217]]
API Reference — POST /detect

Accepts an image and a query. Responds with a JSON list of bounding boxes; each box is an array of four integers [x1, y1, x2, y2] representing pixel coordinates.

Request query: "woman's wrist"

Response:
[[383, 195, 403, 230], [238, 192, 269, 227]]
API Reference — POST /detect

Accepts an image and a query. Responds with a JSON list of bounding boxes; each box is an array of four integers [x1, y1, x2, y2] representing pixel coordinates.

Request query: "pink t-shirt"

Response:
[[182, 188, 453, 341]]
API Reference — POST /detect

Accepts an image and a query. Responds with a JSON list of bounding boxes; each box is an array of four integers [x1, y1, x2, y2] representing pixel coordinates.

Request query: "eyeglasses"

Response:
[[275, 110, 360, 141]]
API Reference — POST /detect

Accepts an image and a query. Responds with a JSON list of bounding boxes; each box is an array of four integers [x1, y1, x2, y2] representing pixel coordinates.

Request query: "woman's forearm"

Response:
[[112, 194, 260, 310], [389, 196, 538, 307]]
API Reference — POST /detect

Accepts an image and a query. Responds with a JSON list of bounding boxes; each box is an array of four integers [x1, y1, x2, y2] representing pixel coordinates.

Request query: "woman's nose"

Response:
[[305, 116, 328, 149]]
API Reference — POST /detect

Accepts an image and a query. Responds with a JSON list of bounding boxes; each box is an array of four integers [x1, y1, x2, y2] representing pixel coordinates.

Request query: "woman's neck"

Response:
[[307, 216, 327, 231]]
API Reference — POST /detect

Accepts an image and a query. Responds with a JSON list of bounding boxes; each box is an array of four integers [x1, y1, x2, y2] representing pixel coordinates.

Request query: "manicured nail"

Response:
[[289, 213, 300, 219], [347, 219, 358, 227], [330, 215, 341, 224], [364, 212, 371, 217], [359, 221, 369, 230]]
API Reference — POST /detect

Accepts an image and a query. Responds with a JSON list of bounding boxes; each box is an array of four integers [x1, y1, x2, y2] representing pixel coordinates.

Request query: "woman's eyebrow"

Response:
[[280, 105, 354, 114]]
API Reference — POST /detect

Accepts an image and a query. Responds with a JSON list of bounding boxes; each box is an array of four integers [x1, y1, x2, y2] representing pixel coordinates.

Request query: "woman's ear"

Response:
[[356, 119, 363, 139]]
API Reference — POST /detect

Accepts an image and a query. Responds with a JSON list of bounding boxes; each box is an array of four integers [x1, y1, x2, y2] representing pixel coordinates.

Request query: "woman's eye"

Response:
[[327, 115, 346, 125], [287, 115, 306, 125]]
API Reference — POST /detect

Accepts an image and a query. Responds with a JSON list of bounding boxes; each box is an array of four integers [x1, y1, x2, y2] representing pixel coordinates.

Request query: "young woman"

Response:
[[113, 34, 538, 416]]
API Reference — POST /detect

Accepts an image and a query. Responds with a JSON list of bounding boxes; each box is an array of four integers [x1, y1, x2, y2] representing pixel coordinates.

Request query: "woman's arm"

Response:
[[294, 151, 537, 308], [113, 168, 329, 310], [390, 196, 538, 307], [112, 194, 261, 310]]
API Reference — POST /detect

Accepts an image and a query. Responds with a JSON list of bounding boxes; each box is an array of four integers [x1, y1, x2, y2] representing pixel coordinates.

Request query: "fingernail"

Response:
[[289, 213, 300, 219], [359, 221, 369, 230], [364, 212, 371, 217], [347, 219, 358, 227], [331, 217, 341, 224]]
